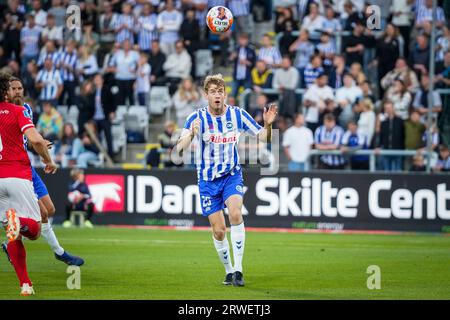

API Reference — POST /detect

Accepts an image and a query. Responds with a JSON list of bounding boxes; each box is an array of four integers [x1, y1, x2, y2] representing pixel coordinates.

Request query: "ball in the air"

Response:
[[206, 6, 233, 33]]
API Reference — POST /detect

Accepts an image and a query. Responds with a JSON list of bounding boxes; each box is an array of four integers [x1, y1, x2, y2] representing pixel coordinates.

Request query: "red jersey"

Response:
[[0, 102, 34, 180]]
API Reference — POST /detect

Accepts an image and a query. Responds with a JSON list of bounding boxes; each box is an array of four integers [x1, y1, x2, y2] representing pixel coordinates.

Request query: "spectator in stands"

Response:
[[115, 2, 136, 45], [359, 80, 376, 104], [149, 40, 166, 86], [328, 54, 348, 89], [314, 113, 345, 170], [303, 54, 324, 89], [421, 124, 441, 152], [230, 33, 256, 99], [110, 39, 139, 105], [58, 40, 79, 106], [136, 52, 151, 107], [22, 60, 39, 101], [386, 79, 412, 121], [63, 168, 95, 228], [30, 0, 47, 28], [258, 34, 282, 70], [86, 73, 116, 158], [316, 31, 336, 73], [36, 57, 63, 106], [73, 121, 100, 168], [415, 0, 446, 29], [278, 15, 297, 58], [341, 1, 365, 31], [99, 1, 118, 65], [55, 122, 80, 168], [335, 73, 362, 128], [376, 101, 405, 171], [322, 5, 342, 34], [77, 80, 94, 137], [2, 0, 24, 66], [251, 60, 273, 93], [289, 29, 315, 87], [272, 56, 299, 119], [390, 0, 412, 58], [301, 2, 326, 34], [137, 3, 158, 54], [179, 7, 200, 60], [173, 77, 202, 128], [405, 110, 426, 150], [409, 33, 430, 79], [410, 152, 426, 172], [302, 72, 334, 132], [163, 40, 192, 95], [283, 113, 314, 171], [37, 40, 59, 68], [381, 57, 420, 95], [355, 97, 376, 146], [0, 47, 7, 69], [435, 25, 450, 73], [375, 23, 400, 92], [77, 45, 99, 83], [37, 100, 63, 141], [341, 121, 370, 170], [274, 6, 298, 34], [349, 62, 366, 85], [157, 0, 183, 56], [434, 144, 450, 172], [158, 120, 180, 168], [48, 0, 66, 27], [20, 13, 41, 72], [343, 21, 367, 67], [80, 21, 100, 56], [435, 51, 450, 88], [40, 14, 63, 47], [413, 74, 443, 124]]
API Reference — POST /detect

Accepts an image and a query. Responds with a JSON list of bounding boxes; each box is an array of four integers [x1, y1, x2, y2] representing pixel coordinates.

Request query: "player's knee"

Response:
[[213, 227, 226, 241]]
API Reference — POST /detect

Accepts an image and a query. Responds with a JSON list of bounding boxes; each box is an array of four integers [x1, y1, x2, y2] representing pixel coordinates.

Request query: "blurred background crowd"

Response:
[[0, 0, 449, 172]]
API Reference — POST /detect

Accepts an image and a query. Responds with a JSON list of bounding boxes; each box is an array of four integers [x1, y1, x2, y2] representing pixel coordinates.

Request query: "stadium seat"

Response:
[[149, 86, 172, 116], [195, 49, 214, 78], [125, 106, 150, 141], [57, 105, 68, 121], [114, 105, 128, 124], [69, 210, 86, 227], [66, 106, 79, 131], [111, 123, 127, 161]]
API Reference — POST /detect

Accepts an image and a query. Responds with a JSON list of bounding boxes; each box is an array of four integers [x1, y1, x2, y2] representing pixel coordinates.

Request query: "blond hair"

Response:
[[203, 74, 225, 93], [70, 168, 84, 180]]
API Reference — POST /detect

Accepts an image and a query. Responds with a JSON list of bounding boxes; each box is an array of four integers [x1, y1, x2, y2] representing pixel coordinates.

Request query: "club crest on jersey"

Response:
[[226, 121, 233, 130], [23, 109, 32, 119]]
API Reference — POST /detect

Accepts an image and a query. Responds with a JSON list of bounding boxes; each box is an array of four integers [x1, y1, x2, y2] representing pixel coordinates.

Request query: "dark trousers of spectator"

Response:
[[397, 25, 411, 58], [231, 79, 252, 99], [65, 202, 94, 222], [318, 161, 345, 170], [95, 119, 114, 157], [117, 79, 135, 106], [381, 156, 402, 171], [60, 80, 77, 106], [137, 92, 148, 107], [166, 77, 182, 96], [4, 32, 21, 66], [351, 160, 369, 170]]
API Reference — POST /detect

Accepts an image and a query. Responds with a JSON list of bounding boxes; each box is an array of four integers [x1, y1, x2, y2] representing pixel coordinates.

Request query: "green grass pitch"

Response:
[[0, 227, 449, 300]]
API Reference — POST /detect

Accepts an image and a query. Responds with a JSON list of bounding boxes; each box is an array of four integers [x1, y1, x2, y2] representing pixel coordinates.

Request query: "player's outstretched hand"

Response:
[[191, 118, 201, 136], [44, 161, 58, 174], [263, 103, 278, 125]]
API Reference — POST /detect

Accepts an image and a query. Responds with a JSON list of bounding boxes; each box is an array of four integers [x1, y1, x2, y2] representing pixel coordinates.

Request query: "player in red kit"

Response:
[[0, 72, 57, 296]]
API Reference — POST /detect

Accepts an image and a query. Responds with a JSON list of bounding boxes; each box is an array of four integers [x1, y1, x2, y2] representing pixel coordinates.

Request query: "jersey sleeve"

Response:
[[15, 105, 35, 133], [240, 108, 262, 136], [181, 111, 199, 137]]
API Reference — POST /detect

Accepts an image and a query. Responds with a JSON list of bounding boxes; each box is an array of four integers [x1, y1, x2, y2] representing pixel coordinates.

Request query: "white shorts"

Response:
[[0, 178, 41, 222]]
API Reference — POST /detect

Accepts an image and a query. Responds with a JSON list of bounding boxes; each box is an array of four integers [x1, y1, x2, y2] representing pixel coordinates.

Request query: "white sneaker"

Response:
[[20, 283, 35, 296], [5, 209, 20, 242]]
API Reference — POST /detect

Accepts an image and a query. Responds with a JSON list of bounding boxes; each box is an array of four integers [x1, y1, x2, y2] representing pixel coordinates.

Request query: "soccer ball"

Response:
[[68, 190, 82, 203], [206, 6, 233, 33]]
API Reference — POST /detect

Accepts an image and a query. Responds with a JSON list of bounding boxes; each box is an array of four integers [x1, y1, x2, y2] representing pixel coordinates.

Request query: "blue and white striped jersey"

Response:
[[183, 105, 262, 182], [22, 103, 33, 149], [58, 50, 78, 81], [228, 0, 249, 17], [115, 14, 136, 44], [36, 68, 63, 100], [314, 124, 345, 166], [258, 46, 282, 68], [137, 14, 159, 51]]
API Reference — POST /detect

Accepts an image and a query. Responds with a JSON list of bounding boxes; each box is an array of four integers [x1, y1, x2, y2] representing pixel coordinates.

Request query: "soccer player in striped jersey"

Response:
[[177, 74, 277, 286], [2, 77, 84, 267]]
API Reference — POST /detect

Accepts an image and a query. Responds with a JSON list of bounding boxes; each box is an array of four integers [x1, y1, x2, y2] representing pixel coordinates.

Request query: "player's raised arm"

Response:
[[24, 127, 57, 174], [176, 114, 200, 154], [258, 103, 278, 143]]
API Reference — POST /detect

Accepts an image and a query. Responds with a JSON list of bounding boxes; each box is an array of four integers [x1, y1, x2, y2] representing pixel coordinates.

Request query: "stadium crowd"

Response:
[[0, 0, 449, 172]]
